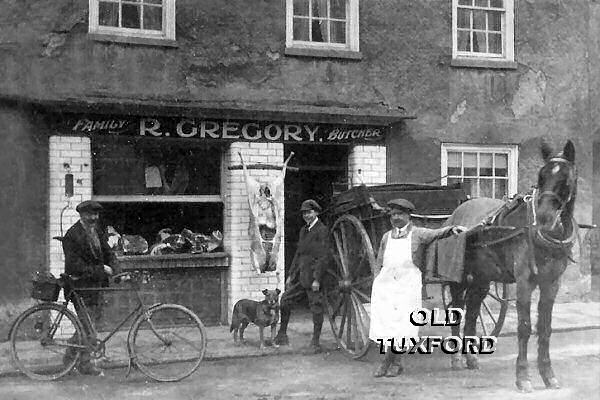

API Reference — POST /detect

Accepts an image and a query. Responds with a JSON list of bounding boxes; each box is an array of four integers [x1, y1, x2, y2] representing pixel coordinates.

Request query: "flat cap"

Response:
[[387, 198, 416, 213], [300, 199, 322, 212], [76, 200, 103, 213]]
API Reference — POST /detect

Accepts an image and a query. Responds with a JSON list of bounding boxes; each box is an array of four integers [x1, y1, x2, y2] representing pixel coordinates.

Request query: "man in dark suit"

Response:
[[274, 199, 330, 354], [62, 200, 119, 375]]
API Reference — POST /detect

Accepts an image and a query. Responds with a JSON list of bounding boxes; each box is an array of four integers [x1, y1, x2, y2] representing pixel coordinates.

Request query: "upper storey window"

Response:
[[285, 0, 360, 58], [89, 0, 176, 43], [452, 0, 514, 66]]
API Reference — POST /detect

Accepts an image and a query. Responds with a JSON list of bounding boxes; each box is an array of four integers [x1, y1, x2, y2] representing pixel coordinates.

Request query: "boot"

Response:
[[374, 351, 394, 377], [77, 352, 103, 376], [385, 354, 404, 377]]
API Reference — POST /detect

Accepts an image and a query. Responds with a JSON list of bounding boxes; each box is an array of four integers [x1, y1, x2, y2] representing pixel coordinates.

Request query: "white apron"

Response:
[[368, 231, 422, 347]]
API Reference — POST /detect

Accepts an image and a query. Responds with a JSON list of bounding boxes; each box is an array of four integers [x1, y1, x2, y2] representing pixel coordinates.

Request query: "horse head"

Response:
[[535, 140, 577, 238]]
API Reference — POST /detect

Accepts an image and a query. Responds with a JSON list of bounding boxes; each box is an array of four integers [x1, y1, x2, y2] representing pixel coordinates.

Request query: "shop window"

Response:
[[285, 0, 360, 58], [451, 0, 515, 68], [441, 143, 518, 199], [88, 0, 176, 44], [92, 137, 223, 255]]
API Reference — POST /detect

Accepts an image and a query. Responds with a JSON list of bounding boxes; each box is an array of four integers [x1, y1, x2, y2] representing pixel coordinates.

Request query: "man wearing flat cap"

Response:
[[274, 199, 330, 354], [62, 200, 119, 375], [369, 198, 466, 378]]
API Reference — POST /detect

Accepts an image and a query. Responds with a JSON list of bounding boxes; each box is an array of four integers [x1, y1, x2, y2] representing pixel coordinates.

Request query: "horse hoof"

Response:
[[466, 355, 479, 370], [451, 356, 463, 370], [516, 380, 533, 393], [544, 377, 560, 389]]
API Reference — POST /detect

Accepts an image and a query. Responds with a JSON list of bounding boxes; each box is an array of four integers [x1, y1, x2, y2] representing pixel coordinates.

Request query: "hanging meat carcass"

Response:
[[239, 152, 293, 273]]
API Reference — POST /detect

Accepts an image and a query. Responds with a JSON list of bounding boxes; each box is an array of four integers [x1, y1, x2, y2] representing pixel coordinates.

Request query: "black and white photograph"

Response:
[[0, 1, 599, 399]]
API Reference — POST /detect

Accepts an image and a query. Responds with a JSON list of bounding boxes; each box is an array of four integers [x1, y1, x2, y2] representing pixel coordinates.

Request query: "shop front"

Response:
[[46, 111, 397, 327]]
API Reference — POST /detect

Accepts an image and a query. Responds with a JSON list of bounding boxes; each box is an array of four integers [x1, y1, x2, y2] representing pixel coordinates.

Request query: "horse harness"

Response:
[[468, 188, 576, 278]]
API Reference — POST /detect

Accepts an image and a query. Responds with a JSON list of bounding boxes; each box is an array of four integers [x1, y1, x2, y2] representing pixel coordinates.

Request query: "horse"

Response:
[[444, 140, 577, 392]]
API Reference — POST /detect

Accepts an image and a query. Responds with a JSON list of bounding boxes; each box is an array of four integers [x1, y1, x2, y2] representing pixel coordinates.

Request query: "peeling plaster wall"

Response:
[[0, 106, 48, 338]]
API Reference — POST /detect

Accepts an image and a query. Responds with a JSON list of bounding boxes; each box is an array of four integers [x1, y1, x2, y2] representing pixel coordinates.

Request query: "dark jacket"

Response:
[[290, 219, 331, 289], [62, 221, 119, 290]]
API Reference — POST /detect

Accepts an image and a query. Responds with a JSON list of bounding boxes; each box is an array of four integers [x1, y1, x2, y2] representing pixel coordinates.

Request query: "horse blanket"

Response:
[[423, 198, 506, 282]]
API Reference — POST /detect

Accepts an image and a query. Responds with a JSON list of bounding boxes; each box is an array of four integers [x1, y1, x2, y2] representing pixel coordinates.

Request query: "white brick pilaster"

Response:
[[48, 136, 93, 278], [222, 142, 285, 320], [348, 145, 387, 187]]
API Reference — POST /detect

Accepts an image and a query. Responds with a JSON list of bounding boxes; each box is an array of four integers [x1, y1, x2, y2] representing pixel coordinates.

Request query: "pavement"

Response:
[[1, 300, 599, 378]]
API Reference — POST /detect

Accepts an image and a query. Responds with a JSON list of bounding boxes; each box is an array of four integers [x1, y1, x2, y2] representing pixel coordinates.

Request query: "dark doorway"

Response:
[[283, 144, 348, 279]]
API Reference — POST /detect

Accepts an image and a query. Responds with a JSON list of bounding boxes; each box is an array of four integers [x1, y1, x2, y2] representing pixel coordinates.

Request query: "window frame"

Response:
[[88, 0, 176, 42], [440, 143, 519, 199], [285, 0, 360, 53], [451, 0, 514, 63]]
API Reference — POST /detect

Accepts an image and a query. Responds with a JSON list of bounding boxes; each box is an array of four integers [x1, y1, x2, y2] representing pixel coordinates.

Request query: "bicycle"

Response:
[[8, 270, 207, 382]]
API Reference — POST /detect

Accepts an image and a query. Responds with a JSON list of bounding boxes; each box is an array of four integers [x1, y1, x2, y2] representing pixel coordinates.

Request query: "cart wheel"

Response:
[[441, 282, 510, 337], [324, 214, 376, 359]]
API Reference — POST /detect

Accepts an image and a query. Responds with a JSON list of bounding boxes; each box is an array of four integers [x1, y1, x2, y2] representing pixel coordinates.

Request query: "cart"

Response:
[[321, 183, 511, 359]]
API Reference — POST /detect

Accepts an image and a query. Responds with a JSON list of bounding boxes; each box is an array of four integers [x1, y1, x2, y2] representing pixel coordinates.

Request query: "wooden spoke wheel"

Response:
[[324, 214, 376, 359], [441, 282, 510, 337]]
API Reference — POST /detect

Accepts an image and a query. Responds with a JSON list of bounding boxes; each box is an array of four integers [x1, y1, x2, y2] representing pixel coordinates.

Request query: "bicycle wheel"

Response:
[[128, 304, 206, 382], [10, 303, 84, 380]]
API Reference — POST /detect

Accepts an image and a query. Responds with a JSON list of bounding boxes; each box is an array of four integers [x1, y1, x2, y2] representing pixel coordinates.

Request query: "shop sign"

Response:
[[58, 115, 387, 144]]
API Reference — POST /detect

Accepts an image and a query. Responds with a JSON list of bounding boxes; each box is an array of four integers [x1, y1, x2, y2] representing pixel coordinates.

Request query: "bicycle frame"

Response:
[[60, 276, 157, 356]]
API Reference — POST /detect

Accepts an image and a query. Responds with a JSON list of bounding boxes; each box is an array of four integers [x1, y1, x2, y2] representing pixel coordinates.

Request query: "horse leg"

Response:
[[463, 282, 490, 370], [537, 280, 561, 389], [448, 283, 466, 369], [515, 277, 535, 392]]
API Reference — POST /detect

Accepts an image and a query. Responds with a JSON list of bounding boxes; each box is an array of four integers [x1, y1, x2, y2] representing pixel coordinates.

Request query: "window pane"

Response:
[[144, 0, 163, 4], [458, 0, 472, 5], [480, 179, 493, 197], [447, 152, 462, 176], [312, 0, 327, 17], [293, 17, 310, 40], [480, 153, 493, 176], [475, 0, 488, 7], [488, 11, 502, 31], [330, 21, 346, 43], [311, 19, 327, 42], [464, 178, 478, 198], [99, 1, 119, 26], [494, 179, 507, 199], [490, 0, 504, 8], [330, 0, 346, 19], [448, 177, 462, 186], [464, 153, 477, 176], [495, 153, 508, 176], [294, 0, 309, 16], [473, 31, 486, 52], [457, 30, 471, 51], [489, 33, 502, 53], [122, 4, 141, 29], [457, 9, 471, 29], [143, 5, 162, 30], [473, 10, 486, 29]]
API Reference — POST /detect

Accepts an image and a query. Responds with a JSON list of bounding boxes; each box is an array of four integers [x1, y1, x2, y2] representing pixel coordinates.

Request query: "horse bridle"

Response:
[[527, 157, 577, 249]]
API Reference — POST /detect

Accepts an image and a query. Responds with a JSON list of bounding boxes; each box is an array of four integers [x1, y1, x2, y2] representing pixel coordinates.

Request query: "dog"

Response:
[[230, 289, 281, 349]]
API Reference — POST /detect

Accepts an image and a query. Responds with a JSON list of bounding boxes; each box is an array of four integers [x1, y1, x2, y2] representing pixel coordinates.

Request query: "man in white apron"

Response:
[[369, 198, 465, 377]]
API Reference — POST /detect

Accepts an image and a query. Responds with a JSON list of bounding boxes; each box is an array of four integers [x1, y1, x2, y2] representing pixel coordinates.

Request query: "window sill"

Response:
[[450, 57, 518, 70], [285, 47, 362, 60], [89, 33, 178, 48]]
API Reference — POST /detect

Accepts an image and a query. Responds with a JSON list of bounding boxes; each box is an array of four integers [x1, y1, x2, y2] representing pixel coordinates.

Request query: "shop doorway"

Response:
[[283, 144, 348, 281]]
